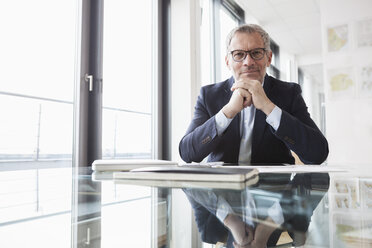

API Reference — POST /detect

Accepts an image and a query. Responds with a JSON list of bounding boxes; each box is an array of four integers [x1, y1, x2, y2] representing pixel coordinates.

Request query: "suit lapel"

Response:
[[251, 75, 274, 163]]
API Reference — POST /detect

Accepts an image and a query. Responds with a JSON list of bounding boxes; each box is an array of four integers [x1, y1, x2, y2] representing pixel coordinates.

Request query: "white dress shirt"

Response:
[[214, 80, 282, 163]]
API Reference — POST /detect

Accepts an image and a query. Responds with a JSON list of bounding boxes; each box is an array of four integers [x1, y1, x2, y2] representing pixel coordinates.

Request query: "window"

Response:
[[217, 7, 240, 81], [200, 0, 245, 85], [0, 1, 76, 245], [0, 0, 75, 166], [267, 39, 280, 79], [102, 0, 154, 159], [100, 0, 157, 245], [1, 2, 162, 247], [200, 0, 213, 86]]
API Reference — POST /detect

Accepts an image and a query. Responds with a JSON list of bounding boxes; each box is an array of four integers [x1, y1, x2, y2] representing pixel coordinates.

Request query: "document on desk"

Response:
[[113, 166, 258, 182], [92, 159, 178, 171]]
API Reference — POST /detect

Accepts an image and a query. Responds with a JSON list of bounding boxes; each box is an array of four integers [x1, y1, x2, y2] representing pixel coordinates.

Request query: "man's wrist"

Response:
[[222, 105, 238, 119], [223, 213, 232, 225], [255, 217, 277, 244], [262, 101, 275, 116], [223, 214, 239, 227]]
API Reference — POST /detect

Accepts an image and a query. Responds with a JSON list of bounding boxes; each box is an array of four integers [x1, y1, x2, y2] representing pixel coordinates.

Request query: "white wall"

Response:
[[297, 54, 325, 129], [280, 51, 297, 82], [303, 74, 323, 126], [320, 0, 372, 165]]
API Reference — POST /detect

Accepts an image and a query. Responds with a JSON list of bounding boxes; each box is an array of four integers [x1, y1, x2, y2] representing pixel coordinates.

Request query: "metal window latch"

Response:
[[85, 74, 93, 91], [84, 227, 91, 245]]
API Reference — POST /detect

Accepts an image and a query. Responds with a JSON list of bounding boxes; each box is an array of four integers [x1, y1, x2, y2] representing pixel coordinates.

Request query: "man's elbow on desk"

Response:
[[298, 140, 329, 165], [179, 138, 203, 163]]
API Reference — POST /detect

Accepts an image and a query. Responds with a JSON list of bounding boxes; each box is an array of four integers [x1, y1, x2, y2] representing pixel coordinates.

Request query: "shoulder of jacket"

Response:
[[267, 75, 300, 90], [202, 78, 229, 89], [200, 78, 230, 94]]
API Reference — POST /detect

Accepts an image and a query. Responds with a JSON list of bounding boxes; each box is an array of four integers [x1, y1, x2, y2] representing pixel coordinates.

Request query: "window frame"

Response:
[[268, 39, 281, 79], [211, 0, 245, 83], [74, 0, 167, 166]]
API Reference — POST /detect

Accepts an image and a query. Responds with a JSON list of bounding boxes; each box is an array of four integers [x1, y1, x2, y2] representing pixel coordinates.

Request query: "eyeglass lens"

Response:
[[232, 48, 265, 62]]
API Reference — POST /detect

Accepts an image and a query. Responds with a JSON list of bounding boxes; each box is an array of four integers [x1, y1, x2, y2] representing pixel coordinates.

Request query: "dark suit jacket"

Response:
[[179, 75, 329, 164]]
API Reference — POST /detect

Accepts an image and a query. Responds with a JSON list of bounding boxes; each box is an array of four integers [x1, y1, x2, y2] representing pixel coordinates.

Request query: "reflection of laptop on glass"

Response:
[[92, 159, 178, 172]]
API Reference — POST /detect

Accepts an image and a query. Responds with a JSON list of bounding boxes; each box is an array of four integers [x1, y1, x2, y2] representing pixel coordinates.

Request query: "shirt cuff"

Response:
[[266, 105, 282, 131], [267, 201, 285, 225], [216, 196, 234, 222], [215, 110, 233, 136]]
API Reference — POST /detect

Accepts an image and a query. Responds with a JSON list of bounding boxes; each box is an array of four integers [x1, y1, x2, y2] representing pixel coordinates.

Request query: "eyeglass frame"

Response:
[[229, 48, 267, 62]]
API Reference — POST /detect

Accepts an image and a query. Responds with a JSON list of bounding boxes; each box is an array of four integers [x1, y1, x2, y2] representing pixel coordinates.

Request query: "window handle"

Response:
[[85, 74, 93, 91]]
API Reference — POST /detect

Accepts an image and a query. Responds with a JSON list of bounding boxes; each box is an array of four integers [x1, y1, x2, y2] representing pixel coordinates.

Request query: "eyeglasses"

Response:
[[230, 48, 266, 62]]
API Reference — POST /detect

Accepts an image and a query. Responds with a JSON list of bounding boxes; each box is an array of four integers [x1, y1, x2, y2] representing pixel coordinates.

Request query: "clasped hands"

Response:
[[222, 78, 275, 119], [224, 214, 275, 248]]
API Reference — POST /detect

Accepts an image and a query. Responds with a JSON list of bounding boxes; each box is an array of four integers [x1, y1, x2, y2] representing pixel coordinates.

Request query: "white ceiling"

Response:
[[237, 0, 322, 56], [236, 0, 323, 83]]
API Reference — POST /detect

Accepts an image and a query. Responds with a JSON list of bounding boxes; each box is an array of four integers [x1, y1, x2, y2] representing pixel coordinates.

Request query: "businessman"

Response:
[[179, 24, 328, 165], [179, 23, 329, 247]]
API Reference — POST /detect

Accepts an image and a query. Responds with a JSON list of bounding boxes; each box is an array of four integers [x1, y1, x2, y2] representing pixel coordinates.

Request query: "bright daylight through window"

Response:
[[102, 0, 153, 160]]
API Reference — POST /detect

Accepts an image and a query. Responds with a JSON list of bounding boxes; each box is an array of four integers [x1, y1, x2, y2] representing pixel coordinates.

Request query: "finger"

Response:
[[231, 84, 245, 91], [233, 241, 251, 248], [241, 92, 252, 105], [245, 226, 254, 244], [236, 88, 250, 98], [237, 89, 251, 108], [233, 241, 241, 248], [231, 81, 248, 91], [243, 98, 252, 108], [247, 86, 258, 96], [246, 226, 254, 237], [234, 88, 250, 100], [232, 79, 260, 90]]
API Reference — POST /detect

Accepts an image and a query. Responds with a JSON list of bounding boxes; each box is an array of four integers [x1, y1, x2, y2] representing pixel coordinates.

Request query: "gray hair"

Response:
[[226, 24, 271, 53]]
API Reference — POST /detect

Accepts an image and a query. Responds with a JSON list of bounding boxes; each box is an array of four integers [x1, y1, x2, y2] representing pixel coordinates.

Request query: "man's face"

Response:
[[225, 31, 272, 83]]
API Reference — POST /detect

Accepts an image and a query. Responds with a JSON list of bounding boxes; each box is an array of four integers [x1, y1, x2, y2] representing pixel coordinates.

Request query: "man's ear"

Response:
[[225, 54, 230, 69], [266, 50, 273, 67]]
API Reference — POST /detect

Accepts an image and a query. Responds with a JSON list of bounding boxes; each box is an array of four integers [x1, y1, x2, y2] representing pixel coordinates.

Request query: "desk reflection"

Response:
[[184, 173, 330, 248]]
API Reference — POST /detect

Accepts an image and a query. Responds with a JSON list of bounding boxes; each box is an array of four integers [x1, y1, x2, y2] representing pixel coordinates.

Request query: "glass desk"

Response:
[[0, 166, 371, 248]]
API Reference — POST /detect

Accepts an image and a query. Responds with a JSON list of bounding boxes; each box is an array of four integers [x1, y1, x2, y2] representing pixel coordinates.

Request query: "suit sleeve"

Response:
[[273, 84, 329, 164], [183, 189, 228, 244], [179, 87, 224, 163]]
